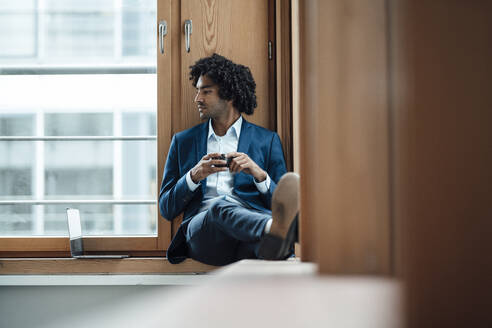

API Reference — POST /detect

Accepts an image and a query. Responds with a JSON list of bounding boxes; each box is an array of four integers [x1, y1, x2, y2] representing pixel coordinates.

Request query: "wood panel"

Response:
[[157, 0, 173, 250], [297, 0, 318, 263], [388, 0, 405, 279], [299, 0, 391, 273], [0, 236, 158, 252], [0, 258, 217, 274], [168, 0, 185, 240], [291, 0, 300, 174], [392, 1, 492, 326], [268, 0, 276, 136], [179, 0, 272, 132], [276, 0, 293, 172], [0, 251, 166, 258]]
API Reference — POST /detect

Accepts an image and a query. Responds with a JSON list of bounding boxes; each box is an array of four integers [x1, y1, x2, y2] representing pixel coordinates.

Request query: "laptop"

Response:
[[66, 208, 129, 259]]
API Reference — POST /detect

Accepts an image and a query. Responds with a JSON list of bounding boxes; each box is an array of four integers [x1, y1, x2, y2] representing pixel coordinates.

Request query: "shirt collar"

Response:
[[208, 116, 243, 140]]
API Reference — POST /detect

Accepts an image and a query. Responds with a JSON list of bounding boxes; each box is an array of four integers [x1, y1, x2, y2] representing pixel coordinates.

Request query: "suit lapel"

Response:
[[237, 118, 252, 154], [234, 118, 252, 189], [196, 120, 208, 160], [196, 120, 209, 194]]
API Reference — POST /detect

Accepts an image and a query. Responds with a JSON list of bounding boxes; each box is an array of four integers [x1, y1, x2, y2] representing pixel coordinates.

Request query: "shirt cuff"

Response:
[[254, 174, 271, 194], [186, 170, 201, 192]]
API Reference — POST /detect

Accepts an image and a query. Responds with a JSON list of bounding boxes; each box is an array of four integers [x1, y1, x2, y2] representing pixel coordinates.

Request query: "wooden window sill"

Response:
[[0, 257, 218, 275]]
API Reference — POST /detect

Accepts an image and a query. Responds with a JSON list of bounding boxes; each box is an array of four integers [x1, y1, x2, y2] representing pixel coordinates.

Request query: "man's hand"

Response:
[[226, 152, 267, 182], [190, 153, 228, 183]]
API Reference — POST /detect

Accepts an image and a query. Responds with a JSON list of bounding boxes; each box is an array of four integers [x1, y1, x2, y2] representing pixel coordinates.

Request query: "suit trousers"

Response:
[[185, 197, 271, 266]]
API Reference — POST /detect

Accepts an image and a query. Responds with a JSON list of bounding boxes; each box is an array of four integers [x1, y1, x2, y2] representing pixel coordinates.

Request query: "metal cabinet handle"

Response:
[[184, 19, 192, 53], [159, 20, 168, 54]]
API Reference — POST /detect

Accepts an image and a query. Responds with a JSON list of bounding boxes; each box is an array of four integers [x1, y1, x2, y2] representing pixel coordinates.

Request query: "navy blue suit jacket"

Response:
[[159, 118, 287, 263]]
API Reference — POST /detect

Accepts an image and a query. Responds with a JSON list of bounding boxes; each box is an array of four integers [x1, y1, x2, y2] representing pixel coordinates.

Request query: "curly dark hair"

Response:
[[189, 53, 257, 115]]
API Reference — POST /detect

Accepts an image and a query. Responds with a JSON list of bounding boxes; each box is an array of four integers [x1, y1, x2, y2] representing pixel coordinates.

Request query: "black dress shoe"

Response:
[[258, 172, 300, 260]]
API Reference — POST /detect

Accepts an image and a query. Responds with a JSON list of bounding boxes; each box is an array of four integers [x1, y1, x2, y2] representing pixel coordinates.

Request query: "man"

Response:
[[159, 54, 299, 266]]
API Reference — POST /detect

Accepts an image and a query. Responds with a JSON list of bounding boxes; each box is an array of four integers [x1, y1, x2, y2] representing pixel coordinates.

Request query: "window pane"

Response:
[[44, 0, 114, 60], [122, 0, 156, 57], [44, 204, 113, 236], [0, 0, 157, 237], [0, 0, 36, 58], [45, 168, 113, 196], [0, 0, 156, 65], [0, 205, 34, 236], [45, 113, 113, 136], [0, 204, 155, 236], [0, 169, 32, 196], [0, 115, 35, 234], [0, 114, 35, 136]]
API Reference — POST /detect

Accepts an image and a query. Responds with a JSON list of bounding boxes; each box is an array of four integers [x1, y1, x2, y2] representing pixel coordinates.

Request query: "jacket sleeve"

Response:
[[261, 133, 287, 208], [159, 135, 197, 221]]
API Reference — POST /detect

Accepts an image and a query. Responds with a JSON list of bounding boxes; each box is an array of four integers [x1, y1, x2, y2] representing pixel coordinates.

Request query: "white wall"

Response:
[[0, 285, 183, 328]]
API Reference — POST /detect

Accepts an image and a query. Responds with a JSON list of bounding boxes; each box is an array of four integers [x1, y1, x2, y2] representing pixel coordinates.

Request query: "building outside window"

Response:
[[0, 0, 157, 237]]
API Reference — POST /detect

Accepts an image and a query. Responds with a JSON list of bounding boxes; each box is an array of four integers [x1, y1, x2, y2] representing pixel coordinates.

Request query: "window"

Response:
[[0, 0, 162, 254]]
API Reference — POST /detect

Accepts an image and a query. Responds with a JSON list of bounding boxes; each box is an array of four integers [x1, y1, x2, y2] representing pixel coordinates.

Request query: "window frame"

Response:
[[0, 0, 172, 260], [0, 81, 171, 257]]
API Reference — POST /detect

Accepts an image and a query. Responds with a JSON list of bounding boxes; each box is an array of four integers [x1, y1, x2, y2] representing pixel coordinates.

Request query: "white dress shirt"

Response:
[[185, 116, 271, 211]]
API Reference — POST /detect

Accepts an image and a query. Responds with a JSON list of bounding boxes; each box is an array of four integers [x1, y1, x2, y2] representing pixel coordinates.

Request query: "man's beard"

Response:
[[198, 101, 227, 120], [199, 112, 209, 120]]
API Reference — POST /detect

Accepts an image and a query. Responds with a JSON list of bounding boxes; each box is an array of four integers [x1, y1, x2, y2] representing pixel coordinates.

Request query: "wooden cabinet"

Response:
[[298, 0, 391, 274], [179, 0, 274, 132], [156, 0, 283, 248]]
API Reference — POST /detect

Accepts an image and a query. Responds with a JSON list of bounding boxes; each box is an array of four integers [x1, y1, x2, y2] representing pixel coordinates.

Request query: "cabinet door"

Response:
[[178, 0, 274, 132]]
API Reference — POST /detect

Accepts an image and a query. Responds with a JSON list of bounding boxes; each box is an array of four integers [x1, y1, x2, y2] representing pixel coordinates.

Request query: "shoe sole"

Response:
[[259, 172, 300, 260], [270, 172, 300, 238]]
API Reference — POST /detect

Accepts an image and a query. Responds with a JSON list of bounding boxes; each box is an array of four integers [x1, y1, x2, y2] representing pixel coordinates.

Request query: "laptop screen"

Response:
[[66, 208, 84, 256]]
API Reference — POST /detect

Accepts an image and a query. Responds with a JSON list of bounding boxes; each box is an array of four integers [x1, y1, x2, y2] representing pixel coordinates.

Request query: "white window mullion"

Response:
[[34, 110, 45, 235], [114, 0, 123, 61], [135, 116, 147, 233], [113, 111, 123, 234]]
